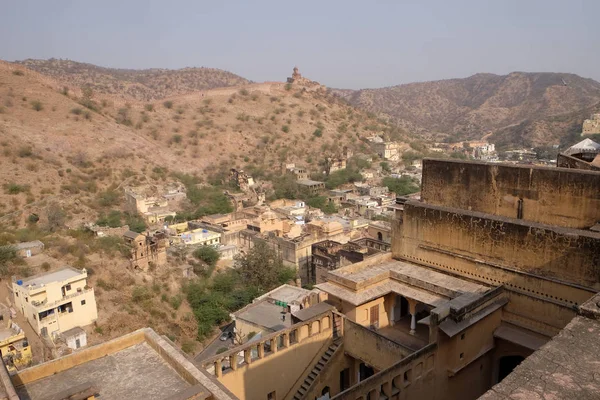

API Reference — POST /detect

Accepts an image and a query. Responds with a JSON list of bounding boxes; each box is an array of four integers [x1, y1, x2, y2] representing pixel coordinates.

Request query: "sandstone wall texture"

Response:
[[421, 159, 600, 229]]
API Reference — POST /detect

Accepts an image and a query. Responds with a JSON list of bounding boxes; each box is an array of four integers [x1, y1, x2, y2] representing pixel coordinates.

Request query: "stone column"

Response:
[[271, 337, 278, 354], [408, 298, 418, 335], [244, 349, 252, 365], [257, 342, 264, 359], [214, 359, 222, 378], [282, 332, 290, 348], [230, 354, 238, 371]]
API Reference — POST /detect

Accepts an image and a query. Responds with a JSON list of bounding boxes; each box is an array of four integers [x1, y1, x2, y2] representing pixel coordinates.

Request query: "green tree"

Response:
[[234, 241, 295, 291], [382, 176, 420, 196], [193, 246, 220, 267]]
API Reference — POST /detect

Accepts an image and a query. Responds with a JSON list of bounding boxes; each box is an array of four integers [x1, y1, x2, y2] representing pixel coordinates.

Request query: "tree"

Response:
[[234, 242, 296, 291], [46, 203, 66, 232], [193, 246, 220, 267], [382, 176, 420, 196]]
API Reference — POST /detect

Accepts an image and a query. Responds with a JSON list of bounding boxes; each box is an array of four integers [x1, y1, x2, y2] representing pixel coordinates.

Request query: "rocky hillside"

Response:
[[0, 60, 405, 226], [335, 72, 600, 148], [16, 59, 251, 101]]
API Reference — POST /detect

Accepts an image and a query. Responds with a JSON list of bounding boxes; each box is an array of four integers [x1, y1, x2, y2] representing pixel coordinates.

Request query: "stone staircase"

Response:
[[292, 340, 341, 400]]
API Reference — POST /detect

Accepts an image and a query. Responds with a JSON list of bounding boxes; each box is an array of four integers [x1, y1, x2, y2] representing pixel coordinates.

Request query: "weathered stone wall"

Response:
[[393, 202, 598, 335], [556, 153, 600, 171], [421, 159, 600, 229], [343, 318, 413, 370]]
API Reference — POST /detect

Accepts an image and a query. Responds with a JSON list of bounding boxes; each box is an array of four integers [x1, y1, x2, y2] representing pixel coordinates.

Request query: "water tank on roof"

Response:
[[202, 229, 208, 233], [16, 280, 23, 286]]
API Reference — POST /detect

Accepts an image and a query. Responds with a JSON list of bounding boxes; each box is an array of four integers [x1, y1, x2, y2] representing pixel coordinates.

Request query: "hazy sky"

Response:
[[1, 0, 598, 89]]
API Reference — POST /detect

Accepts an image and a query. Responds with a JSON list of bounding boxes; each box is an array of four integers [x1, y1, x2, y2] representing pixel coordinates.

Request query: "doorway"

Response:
[[497, 355, 524, 383]]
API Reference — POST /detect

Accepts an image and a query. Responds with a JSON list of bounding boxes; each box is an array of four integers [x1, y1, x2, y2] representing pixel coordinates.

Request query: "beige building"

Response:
[[123, 230, 168, 271], [12, 267, 98, 338], [196, 159, 600, 400], [582, 113, 600, 135]]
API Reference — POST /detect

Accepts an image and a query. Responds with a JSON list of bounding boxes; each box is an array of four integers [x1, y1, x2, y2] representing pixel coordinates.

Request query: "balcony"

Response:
[[30, 287, 92, 311]]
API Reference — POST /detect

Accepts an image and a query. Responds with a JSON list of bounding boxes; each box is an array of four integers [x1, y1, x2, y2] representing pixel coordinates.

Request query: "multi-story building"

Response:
[[12, 267, 98, 338], [123, 230, 168, 271], [196, 158, 600, 400], [0, 303, 31, 372]]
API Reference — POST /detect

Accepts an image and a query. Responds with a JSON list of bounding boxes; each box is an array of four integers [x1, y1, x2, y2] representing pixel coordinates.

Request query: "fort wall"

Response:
[[421, 159, 600, 229]]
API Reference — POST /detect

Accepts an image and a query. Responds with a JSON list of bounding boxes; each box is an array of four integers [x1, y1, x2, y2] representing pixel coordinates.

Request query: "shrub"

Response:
[[4, 183, 29, 195], [181, 341, 196, 354], [163, 101, 173, 109], [193, 246, 220, 267], [18, 146, 33, 158], [313, 129, 323, 138], [71, 107, 83, 115], [132, 286, 153, 302], [96, 278, 115, 291], [216, 347, 228, 354], [285, 83, 292, 91], [41, 262, 51, 271], [30, 100, 43, 111], [97, 189, 120, 207], [239, 89, 249, 96], [144, 104, 154, 112], [171, 134, 183, 144], [12, 70, 24, 76], [28, 214, 39, 224], [281, 125, 290, 133], [170, 295, 183, 310]]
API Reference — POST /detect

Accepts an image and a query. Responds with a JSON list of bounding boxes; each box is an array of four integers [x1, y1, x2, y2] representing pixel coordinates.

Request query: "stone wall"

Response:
[[556, 153, 600, 171], [421, 159, 600, 229]]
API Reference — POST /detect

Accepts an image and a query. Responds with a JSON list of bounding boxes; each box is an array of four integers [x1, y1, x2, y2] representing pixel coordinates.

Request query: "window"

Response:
[[15, 292, 18, 297], [65, 284, 71, 291], [81, 300, 86, 306], [460, 333, 465, 340], [25, 297, 28, 303], [459, 352, 464, 360], [267, 391, 276, 400]]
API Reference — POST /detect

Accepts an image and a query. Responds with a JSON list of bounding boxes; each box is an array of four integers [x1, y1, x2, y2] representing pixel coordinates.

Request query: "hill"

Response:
[[0, 60, 405, 225], [16, 58, 251, 101], [0, 59, 409, 355], [335, 72, 600, 148]]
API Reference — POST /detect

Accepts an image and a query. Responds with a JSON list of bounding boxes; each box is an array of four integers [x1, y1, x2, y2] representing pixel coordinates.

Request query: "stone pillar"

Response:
[[257, 342, 264, 359], [283, 332, 290, 348], [408, 298, 418, 335], [271, 337, 278, 354], [229, 354, 238, 370], [214, 359, 222, 378], [244, 349, 252, 365]]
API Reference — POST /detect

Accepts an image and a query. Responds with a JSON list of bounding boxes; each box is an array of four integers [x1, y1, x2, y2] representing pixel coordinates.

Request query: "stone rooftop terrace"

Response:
[[331, 259, 487, 294], [16, 342, 190, 400]]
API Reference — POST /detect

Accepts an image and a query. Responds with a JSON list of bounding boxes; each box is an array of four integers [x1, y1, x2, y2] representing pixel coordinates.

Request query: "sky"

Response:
[[1, 0, 598, 89]]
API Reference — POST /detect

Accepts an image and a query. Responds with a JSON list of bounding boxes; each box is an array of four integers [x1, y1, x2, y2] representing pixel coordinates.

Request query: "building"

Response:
[[179, 228, 221, 247], [124, 184, 185, 223], [311, 239, 389, 283], [297, 179, 325, 196], [196, 158, 600, 400], [0, 303, 31, 372], [123, 230, 168, 271], [287, 167, 309, 181], [582, 113, 600, 135], [231, 285, 324, 342], [3, 328, 237, 400], [368, 137, 402, 161], [229, 169, 255, 191], [557, 138, 600, 171], [12, 267, 98, 338], [367, 220, 392, 243], [60, 326, 87, 350], [13, 241, 44, 258]]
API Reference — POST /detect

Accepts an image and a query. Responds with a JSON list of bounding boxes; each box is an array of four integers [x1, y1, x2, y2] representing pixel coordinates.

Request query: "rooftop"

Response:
[[297, 179, 324, 187], [317, 259, 488, 306], [234, 300, 291, 331], [255, 284, 312, 305], [11, 328, 233, 400], [18, 267, 85, 289]]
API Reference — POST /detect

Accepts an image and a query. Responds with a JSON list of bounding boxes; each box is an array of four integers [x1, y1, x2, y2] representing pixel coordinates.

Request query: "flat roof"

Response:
[[330, 259, 487, 294], [318, 279, 448, 307], [12, 328, 233, 400], [297, 179, 324, 186], [234, 301, 291, 331], [292, 302, 335, 321], [258, 284, 312, 304], [16, 342, 189, 400], [19, 267, 84, 288]]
